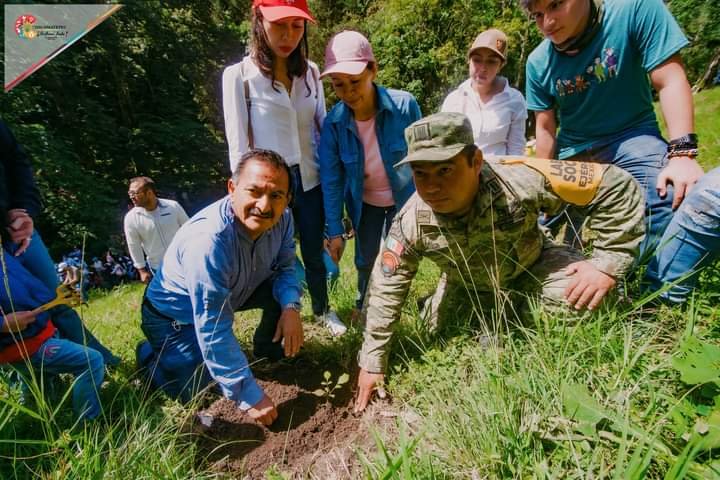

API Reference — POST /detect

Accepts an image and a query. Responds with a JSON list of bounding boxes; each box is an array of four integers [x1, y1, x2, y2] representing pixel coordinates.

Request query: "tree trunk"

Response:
[[692, 49, 720, 93]]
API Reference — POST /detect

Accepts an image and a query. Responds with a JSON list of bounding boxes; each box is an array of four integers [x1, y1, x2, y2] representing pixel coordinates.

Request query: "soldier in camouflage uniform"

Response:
[[355, 112, 645, 412]]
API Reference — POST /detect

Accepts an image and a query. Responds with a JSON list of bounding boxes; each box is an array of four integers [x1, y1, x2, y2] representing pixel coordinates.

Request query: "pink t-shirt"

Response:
[[356, 117, 394, 207]]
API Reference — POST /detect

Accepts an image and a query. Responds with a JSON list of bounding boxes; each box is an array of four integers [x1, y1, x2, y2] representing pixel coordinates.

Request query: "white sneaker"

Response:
[[317, 310, 347, 337]]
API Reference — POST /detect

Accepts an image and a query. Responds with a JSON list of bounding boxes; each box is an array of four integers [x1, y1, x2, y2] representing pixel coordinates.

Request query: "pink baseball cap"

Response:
[[253, 0, 316, 24], [321, 31, 376, 78]]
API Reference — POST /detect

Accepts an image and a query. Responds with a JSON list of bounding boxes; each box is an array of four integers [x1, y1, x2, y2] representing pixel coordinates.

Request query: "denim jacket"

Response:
[[319, 86, 421, 237]]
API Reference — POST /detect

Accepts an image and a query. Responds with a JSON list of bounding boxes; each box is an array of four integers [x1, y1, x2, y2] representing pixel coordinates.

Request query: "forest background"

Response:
[[1, 0, 718, 256]]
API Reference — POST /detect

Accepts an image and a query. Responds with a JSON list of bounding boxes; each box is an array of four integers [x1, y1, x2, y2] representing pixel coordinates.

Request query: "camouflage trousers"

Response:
[[421, 245, 588, 331]]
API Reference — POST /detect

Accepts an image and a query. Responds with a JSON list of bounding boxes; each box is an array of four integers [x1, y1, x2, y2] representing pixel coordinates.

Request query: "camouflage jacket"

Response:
[[358, 156, 645, 373]]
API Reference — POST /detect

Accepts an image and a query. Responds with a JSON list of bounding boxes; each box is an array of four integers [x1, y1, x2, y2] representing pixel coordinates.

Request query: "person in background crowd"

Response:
[[521, 0, 704, 286], [222, 0, 346, 336], [0, 118, 119, 367], [441, 28, 527, 156], [136, 149, 303, 427], [319, 30, 422, 317], [124, 176, 188, 284]]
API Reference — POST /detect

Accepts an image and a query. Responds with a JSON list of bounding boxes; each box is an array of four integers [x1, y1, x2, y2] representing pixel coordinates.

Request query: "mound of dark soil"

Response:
[[196, 360, 366, 479]]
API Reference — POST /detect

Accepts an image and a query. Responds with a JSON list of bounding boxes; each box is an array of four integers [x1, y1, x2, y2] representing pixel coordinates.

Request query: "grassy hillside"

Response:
[[1, 88, 719, 479]]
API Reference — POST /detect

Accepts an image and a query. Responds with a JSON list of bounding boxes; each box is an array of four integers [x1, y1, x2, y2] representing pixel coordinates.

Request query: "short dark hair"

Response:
[[232, 149, 294, 198], [250, 9, 312, 97], [129, 176, 156, 193], [460, 144, 479, 167]]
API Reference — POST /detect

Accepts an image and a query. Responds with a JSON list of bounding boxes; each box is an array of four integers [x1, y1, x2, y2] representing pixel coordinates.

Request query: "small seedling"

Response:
[[312, 371, 349, 402]]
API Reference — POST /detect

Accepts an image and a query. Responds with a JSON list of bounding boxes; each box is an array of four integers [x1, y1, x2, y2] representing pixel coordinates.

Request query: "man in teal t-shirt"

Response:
[[522, 0, 704, 287]]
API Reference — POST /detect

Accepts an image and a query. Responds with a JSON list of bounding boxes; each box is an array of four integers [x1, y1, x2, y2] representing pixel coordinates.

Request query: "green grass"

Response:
[[1, 87, 719, 479], [656, 86, 720, 171]]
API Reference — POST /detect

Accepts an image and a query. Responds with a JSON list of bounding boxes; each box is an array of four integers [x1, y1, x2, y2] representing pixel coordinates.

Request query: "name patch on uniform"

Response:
[[417, 210, 432, 224], [501, 156, 607, 206]]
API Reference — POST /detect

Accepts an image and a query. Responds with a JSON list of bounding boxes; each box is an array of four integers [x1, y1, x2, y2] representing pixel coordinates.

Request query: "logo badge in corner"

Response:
[[15, 15, 38, 40]]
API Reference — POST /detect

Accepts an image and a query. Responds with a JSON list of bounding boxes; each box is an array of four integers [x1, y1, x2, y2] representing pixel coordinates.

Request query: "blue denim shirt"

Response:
[[319, 85, 422, 237], [0, 249, 53, 351], [146, 196, 300, 408]]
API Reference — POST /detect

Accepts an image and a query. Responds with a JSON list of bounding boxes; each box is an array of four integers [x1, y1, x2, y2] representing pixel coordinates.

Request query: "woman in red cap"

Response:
[[222, 0, 346, 337]]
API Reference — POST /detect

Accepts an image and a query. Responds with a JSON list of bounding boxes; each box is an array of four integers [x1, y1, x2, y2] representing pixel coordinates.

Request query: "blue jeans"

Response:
[[651, 167, 720, 303], [138, 280, 283, 404], [5, 231, 119, 366], [51, 306, 119, 366], [355, 203, 396, 309], [567, 129, 674, 282], [291, 174, 329, 316], [11, 336, 105, 420]]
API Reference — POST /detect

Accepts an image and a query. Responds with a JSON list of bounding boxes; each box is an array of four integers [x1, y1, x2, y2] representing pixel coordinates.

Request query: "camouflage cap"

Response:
[[395, 112, 474, 168]]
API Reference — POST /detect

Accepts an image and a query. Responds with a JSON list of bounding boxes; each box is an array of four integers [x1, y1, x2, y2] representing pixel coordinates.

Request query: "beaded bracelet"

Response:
[[667, 148, 699, 159]]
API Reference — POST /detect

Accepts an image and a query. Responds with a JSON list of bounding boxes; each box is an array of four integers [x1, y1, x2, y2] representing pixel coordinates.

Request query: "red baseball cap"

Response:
[[253, 0, 316, 24]]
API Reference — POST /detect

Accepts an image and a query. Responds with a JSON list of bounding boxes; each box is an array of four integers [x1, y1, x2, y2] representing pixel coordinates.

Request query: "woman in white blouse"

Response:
[[441, 28, 528, 156], [222, 0, 345, 336]]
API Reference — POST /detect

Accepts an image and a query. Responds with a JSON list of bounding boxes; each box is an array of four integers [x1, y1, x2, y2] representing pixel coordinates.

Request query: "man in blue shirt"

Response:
[[137, 149, 303, 426], [522, 0, 704, 286]]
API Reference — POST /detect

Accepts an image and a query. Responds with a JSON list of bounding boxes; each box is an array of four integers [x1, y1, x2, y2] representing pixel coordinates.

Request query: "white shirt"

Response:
[[123, 198, 189, 270], [441, 77, 528, 156], [222, 56, 326, 191]]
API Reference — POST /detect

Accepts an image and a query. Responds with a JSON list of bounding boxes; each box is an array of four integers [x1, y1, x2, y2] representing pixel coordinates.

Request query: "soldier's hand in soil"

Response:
[[657, 156, 704, 209], [355, 368, 385, 413], [274, 308, 304, 357], [1, 311, 37, 333], [564, 261, 616, 311], [247, 394, 278, 426], [326, 236, 345, 264]]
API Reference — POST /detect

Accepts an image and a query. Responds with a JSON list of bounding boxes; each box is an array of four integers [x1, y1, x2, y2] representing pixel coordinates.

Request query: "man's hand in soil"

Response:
[[137, 267, 152, 284], [564, 261, 616, 311], [273, 308, 304, 357], [247, 394, 278, 426], [354, 368, 385, 413], [1, 311, 37, 333], [657, 156, 704, 209], [6, 209, 33, 256]]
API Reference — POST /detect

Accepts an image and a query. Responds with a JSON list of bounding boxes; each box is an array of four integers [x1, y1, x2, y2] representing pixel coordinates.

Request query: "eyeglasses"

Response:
[[128, 188, 147, 197]]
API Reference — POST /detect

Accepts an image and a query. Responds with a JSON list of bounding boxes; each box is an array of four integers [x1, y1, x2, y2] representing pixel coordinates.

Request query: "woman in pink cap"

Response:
[[318, 30, 422, 314], [222, 0, 346, 336], [441, 28, 527, 156]]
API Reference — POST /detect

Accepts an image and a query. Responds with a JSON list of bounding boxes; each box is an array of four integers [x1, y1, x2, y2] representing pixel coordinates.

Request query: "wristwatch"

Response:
[[283, 302, 302, 312], [668, 133, 698, 147]]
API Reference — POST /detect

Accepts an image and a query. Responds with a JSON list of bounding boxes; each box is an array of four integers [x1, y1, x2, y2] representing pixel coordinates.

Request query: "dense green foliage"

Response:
[[1, 0, 253, 255], [1, 0, 717, 255], [666, 0, 720, 89]]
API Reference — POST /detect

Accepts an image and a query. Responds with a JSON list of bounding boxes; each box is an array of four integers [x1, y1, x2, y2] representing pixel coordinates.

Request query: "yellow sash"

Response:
[[500, 156, 607, 206]]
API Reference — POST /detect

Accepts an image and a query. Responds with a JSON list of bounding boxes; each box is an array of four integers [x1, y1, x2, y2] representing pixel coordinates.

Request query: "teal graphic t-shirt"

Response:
[[525, 0, 688, 159]]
